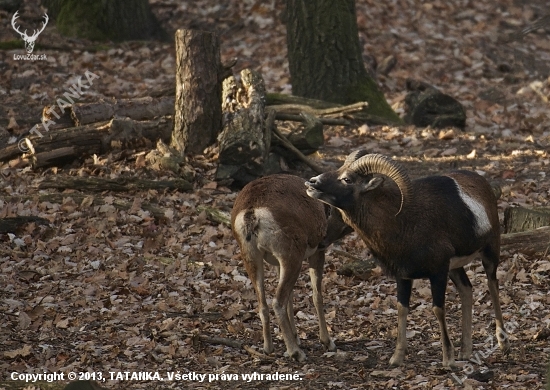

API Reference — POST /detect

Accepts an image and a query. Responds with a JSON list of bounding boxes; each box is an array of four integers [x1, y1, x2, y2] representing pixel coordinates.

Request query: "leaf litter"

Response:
[[1, 0, 550, 389]]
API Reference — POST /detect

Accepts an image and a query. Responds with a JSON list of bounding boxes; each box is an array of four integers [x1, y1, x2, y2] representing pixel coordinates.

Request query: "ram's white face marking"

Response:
[[452, 179, 492, 237]]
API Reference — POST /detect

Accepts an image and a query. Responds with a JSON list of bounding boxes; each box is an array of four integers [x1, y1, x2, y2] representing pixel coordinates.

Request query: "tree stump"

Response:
[[504, 206, 550, 234], [172, 29, 222, 155], [404, 79, 466, 129], [216, 69, 270, 186]]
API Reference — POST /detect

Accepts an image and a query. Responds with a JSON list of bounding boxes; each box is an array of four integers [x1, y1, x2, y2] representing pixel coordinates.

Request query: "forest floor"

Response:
[[1, 0, 550, 389]]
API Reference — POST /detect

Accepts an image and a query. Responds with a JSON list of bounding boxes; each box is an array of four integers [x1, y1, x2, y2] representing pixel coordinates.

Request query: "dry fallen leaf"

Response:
[[18, 311, 31, 330], [0, 2, 549, 389], [4, 345, 32, 359]]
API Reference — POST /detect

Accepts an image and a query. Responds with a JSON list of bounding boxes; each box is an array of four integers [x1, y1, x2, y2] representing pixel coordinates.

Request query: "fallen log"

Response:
[[42, 103, 74, 130], [196, 205, 231, 227], [501, 226, 550, 255], [0, 216, 50, 233], [38, 176, 192, 192], [336, 259, 377, 280], [2, 117, 172, 166], [71, 96, 174, 126]]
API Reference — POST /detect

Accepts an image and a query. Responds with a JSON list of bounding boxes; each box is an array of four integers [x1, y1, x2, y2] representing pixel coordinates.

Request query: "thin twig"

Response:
[[199, 335, 243, 349], [0, 311, 18, 317], [191, 333, 275, 360], [32, 280, 61, 310], [270, 101, 368, 116], [530, 84, 549, 104], [198, 335, 276, 360], [243, 345, 275, 360], [274, 113, 350, 126]]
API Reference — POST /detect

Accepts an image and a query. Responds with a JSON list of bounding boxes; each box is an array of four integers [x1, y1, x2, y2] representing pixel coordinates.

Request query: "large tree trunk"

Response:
[[284, 0, 401, 123], [172, 29, 222, 155], [42, 0, 166, 41]]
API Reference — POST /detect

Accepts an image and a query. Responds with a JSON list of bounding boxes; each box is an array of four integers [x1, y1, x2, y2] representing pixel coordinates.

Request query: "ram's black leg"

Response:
[[430, 271, 455, 367], [389, 278, 412, 366]]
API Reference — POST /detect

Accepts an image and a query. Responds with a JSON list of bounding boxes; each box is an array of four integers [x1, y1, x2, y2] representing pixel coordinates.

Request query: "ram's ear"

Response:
[[360, 176, 384, 193]]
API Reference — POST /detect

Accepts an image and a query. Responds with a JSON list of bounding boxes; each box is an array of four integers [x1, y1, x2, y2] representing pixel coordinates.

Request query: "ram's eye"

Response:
[[341, 177, 351, 184]]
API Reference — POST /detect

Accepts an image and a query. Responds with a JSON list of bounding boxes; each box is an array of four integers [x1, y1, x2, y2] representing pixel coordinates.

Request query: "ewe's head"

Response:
[[305, 152, 412, 216]]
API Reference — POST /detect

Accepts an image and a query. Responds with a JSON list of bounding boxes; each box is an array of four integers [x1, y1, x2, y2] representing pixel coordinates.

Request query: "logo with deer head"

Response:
[[11, 11, 49, 54]]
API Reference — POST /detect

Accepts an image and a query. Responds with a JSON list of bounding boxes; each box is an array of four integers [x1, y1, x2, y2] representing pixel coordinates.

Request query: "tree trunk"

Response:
[[41, 0, 166, 41], [284, 0, 401, 123], [172, 29, 222, 155]]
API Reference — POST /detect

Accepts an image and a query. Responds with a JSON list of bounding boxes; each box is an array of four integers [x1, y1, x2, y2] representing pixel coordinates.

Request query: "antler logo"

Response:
[[11, 11, 49, 54]]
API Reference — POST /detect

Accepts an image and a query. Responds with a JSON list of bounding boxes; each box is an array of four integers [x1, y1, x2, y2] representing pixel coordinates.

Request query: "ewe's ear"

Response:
[[360, 176, 384, 193]]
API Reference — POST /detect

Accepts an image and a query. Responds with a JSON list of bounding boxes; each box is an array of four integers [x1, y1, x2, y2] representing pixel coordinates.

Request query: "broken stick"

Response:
[[269, 117, 325, 174]]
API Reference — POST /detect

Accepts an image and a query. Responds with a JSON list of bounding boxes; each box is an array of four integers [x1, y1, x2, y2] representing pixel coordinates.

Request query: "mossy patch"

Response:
[[56, 1, 110, 41], [346, 76, 403, 124], [0, 40, 24, 50], [51, 0, 167, 42]]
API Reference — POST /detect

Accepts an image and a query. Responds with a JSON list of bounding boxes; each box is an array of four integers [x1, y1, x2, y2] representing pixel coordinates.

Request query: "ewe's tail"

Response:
[[242, 209, 258, 241]]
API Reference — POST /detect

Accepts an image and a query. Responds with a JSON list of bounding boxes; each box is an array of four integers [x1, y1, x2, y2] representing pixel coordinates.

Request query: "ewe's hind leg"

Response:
[[286, 288, 299, 345], [273, 254, 305, 361], [308, 250, 336, 351], [243, 254, 273, 354], [430, 272, 455, 367], [482, 247, 510, 355], [390, 278, 412, 366], [276, 266, 299, 345], [449, 267, 473, 360]]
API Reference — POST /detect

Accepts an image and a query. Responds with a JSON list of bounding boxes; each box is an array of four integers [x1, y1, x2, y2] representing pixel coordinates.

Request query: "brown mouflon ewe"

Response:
[[305, 151, 510, 367], [231, 174, 350, 361]]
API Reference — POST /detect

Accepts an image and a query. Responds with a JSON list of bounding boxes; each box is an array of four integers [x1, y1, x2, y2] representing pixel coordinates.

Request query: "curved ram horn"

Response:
[[349, 154, 412, 215], [342, 149, 369, 168]]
